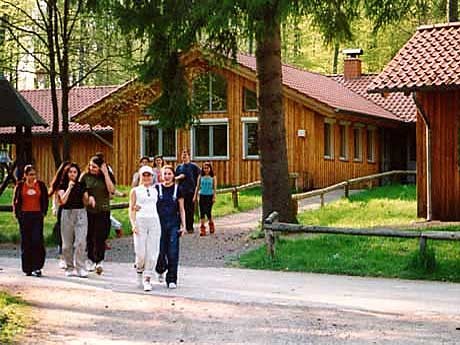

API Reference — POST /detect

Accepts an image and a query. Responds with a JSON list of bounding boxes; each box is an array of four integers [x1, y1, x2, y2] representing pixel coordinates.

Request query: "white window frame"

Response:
[[353, 123, 364, 162], [190, 118, 229, 160], [139, 120, 177, 161], [242, 117, 259, 159], [338, 121, 350, 161], [324, 118, 335, 159], [366, 126, 376, 163]]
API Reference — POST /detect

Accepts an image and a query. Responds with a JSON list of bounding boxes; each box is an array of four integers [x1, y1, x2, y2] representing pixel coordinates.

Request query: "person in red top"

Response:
[[13, 165, 49, 277]]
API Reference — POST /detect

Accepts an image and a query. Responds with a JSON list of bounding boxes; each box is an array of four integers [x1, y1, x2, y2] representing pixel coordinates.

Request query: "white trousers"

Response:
[[133, 217, 161, 278]]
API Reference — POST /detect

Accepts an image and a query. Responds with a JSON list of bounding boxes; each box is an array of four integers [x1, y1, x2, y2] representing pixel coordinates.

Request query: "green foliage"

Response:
[[0, 291, 27, 344], [409, 243, 437, 273]]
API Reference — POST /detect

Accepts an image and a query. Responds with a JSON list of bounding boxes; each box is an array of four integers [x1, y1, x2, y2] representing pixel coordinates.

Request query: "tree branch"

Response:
[[0, 0, 47, 32]]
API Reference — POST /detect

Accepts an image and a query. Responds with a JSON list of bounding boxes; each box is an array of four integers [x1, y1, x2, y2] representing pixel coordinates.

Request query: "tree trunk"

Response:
[[332, 42, 340, 74], [255, 9, 294, 223], [47, 1, 62, 169], [60, 0, 71, 162], [447, 0, 458, 22]]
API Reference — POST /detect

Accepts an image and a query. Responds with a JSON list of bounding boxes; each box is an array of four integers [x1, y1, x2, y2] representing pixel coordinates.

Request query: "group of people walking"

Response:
[[13, 149, 217, 291]]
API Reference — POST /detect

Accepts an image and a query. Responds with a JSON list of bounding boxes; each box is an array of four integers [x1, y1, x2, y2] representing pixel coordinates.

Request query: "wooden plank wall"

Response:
[[417, 90, 460, 220], [30, 133, 113, 184], [111, 67, 389, 188]]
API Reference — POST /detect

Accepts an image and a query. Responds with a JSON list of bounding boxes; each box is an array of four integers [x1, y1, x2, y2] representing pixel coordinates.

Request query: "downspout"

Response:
[[412, 92, 432, 221], [89, 126, 113, 149]]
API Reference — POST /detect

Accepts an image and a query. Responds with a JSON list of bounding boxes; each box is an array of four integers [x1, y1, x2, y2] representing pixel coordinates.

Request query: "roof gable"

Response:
[[369, 22, 460, 94]]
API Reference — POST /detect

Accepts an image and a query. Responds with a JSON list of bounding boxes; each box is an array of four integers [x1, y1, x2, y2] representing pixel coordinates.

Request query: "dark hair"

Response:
[[23, 164, 36, 176], [140, 156, 150, 164], [60, 163, 81, 188], [181, 148, 190, 156], [200, 161, 214, 177], [162, 165, 175, 176], [90, 155, 104, 168], [48, 161, 71, 196], [153, 155, 164, 168]]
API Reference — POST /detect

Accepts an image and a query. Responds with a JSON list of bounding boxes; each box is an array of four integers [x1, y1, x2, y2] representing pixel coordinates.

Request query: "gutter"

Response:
[[412, 92, 432, 221], [89, 125, 113, 149]]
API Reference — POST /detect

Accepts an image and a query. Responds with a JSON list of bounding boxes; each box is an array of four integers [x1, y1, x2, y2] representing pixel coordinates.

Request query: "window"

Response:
[[353, 127, 363, 161], [193, 72, 227, 113], [324, 121, 334, 159], [366, 128, 376, 162], [243, 88, 258, 112], [140, 121, 177, 159], [242, 118, 259, 159], [339, 123, 349, 160], [192, 120, 229, 159]]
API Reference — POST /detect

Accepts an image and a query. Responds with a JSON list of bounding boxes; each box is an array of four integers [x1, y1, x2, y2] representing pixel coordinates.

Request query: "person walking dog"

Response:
[[13, 165, 48, 277]]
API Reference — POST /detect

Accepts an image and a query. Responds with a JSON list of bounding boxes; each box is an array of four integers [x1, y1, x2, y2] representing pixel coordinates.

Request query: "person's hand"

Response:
[[100, 163, 109, 176], [135, 205, 141, 211], [132, 226, 138, 234], [68, 180, 75, 189], [192, 196, 197, 203], [212, 196, 216, 204], [88, 196, 96, 208], [179, 227, 186, 237]]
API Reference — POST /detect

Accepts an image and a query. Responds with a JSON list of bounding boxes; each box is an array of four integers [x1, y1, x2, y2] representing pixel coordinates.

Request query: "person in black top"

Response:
[[175, 149, 200, 233], [58, 163, 89, 278]]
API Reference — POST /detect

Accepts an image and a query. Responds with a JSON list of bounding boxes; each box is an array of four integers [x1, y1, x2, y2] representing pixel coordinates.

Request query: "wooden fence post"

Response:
[[419, 236, 427, 257], [344, 182, 350, 198], [320, 193, 325, 208], [264, 212, 279, 258], [232, 187, 239, 209]]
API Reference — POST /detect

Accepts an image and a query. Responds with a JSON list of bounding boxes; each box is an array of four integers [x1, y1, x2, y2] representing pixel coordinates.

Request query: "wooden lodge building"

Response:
[[1, 50, 416, 190], [370, 22, 460, 221], [72, 50, 416, 188]]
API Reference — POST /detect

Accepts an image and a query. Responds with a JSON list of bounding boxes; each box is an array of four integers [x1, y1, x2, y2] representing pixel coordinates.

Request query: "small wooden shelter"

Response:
[[370, 22, 460, 220]]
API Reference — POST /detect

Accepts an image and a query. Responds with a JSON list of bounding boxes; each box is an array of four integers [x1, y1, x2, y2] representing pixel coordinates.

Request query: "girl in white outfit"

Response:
[[129, 165, 162, 291]]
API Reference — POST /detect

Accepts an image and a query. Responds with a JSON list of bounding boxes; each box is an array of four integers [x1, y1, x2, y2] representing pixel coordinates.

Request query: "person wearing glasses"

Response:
[[13, 165, 49, 277], [129, 165, 162, 291]]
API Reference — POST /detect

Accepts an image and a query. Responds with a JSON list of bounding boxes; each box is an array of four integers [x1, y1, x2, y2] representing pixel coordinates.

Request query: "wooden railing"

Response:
[[264, 211, 460, 258]]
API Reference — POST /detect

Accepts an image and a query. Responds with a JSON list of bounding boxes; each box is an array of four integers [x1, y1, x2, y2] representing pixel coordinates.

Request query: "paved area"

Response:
[[1, 257, 459, 344]]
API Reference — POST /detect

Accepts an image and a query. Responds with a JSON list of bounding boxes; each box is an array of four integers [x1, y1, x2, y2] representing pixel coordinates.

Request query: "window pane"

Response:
[[324, 123, 331, 157], [244, 88, 258, 111], [339, 125, 347, 158], [195, 125, 210, 157], [354, 128, 361, 160], [246, 122, 259, 156], [192, 74, 210, 112], [211, 74, 227, 112], [162, 128, 176, 157], [213, 124, 227, 156], [144, 126, 159, 157]]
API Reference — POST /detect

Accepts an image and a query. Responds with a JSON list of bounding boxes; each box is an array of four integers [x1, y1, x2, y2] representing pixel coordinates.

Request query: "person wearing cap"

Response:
[[129, 165, 162, 291], [131, 156, 151, 187]]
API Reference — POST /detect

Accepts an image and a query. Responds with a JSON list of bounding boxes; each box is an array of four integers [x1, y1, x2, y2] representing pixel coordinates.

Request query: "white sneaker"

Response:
[[95, 262, 104, 275], [136, 272, 143, 287], [86, 260, 96, 272], [77, 269, 88, 278], [168, 282, 177, 289], [157, 273, 165, 283], [65, 269, 75, 277], [143, 280, 152, 291], [58, 258, 67, 269]]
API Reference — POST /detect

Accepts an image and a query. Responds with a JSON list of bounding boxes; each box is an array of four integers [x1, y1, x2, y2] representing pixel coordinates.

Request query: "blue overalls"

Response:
[[155, 184, 181, 285]]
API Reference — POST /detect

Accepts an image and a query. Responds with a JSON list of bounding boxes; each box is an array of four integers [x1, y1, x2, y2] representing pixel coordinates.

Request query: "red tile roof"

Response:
[[331, 75, 416, 122], [369, 22, 460, 94], [236, 54, 401, 122], [0, 86, 117, 135]]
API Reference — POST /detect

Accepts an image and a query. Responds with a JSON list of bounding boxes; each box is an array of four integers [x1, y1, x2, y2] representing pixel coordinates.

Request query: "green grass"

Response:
[[0, 185, 261, 244], [239, 184, 460, 282], [0, 292, 28, 344]]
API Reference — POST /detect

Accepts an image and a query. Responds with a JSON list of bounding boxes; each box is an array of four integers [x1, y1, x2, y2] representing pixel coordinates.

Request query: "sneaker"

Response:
[[86, 260, 96, 272], [136, 271, 143, 286], [143, 279, 152, 291], [32, 270, 42, 277], [157, 273, 165, 283], [77, 269, 88, 278], [115, 228, 123, 238], [58, 258, 67, 269], [167, 282, 177, 289], [25, 272, 32, 276], [95, 262, 104, 275], [105, 241, 112, 250], [65, 269, 75, 277]]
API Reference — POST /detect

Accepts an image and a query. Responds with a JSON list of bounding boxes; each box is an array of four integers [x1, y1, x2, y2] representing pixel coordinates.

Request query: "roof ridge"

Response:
[[19, 84, 122, 93], [418, 21, 460, 31]]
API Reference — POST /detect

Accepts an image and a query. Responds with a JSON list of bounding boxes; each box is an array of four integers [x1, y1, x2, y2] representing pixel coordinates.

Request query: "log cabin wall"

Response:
[[109, 67, 390, 188], [30, 133, 113, 184], [416, 90, 460, 220]]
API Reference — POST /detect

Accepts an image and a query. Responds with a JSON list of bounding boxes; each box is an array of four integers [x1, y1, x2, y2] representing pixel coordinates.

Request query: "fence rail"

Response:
[[263, 211, 460, 258]]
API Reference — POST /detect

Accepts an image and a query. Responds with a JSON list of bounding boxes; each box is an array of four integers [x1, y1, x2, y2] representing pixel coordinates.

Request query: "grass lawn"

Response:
[[239, 184, 460, 282], [0, 185, 261, 244], [0, 291, 28, 344]]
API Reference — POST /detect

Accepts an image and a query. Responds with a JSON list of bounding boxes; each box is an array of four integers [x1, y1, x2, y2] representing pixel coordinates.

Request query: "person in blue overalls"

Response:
[[155, 165, 186, 289]]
